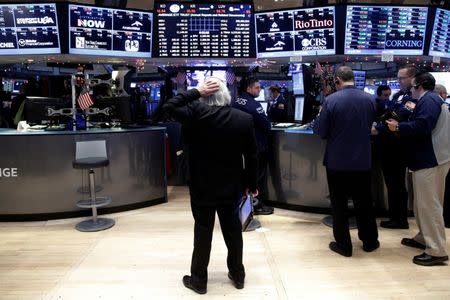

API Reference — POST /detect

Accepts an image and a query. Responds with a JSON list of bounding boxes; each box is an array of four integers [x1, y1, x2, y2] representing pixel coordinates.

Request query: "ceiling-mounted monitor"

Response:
[[0, 3, 60, 55], [68, 4, 152, 57], [255, 6, 335, 58], [429, 8, 450, 58], [345, 5, 428, 55], [155, 2, 255, 58]]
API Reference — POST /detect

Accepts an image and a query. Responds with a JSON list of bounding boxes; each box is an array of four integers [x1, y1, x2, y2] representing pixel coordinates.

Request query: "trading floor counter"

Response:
[[266, 128, 387, 213], [0, 127, 167, 221]]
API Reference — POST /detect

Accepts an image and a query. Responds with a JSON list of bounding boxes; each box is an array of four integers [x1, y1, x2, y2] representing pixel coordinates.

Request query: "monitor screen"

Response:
[[294, 96, 304, 122], [186, 70, 213, 89], [69, 4, 152, 57], [345, 6, 428, 55], [292, 71, 304, 95], [255, 6, 335, 58], [353, 70, 366, 90], [429, 8, 450, 58], [0, 3, 60, 55], [155, 2, 255, 58]]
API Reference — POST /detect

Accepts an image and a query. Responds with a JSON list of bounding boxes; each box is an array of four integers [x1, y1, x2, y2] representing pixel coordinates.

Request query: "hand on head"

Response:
[[198, 79, 220, 97]]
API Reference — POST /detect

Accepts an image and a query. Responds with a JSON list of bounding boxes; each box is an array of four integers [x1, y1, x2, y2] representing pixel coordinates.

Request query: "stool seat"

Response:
[[73, 157, 109, 169]]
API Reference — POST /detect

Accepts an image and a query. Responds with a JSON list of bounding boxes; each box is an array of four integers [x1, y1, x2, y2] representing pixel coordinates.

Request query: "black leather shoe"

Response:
[[182, 275, 206, 294], [228, 272, 244, 289], [401, 238, 426, 250], [413, 253, 449, 266], [380, 220, 409, 229], [363, 240, 380, 252], [254, 205, 274, 215], [329, 242, 352, 257]]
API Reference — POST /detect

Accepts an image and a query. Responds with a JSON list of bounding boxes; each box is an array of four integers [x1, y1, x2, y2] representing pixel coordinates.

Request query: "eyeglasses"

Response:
[[397, 76, 411, 81], [411, 83, 421, 89]]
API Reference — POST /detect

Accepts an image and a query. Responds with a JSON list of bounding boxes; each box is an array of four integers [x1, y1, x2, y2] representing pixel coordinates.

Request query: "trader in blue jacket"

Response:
[[232, 77, 273, 215], [313, 66, 379, 257], [386, 72, 450, 266], [372, 65, 418, 229]]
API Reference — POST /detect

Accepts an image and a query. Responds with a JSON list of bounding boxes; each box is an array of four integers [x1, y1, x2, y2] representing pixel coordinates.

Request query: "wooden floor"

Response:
[[1, 186, 450, 299]]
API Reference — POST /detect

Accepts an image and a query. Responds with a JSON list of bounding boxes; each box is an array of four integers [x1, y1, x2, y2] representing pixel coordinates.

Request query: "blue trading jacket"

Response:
[[313, 86, 376, 171], [398, 91, 443, 171], [232, 91, 271, 152]]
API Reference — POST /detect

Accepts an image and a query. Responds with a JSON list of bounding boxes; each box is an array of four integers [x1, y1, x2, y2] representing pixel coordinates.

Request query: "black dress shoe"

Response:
[[329, 242, 352, 257], [413, 253, 449, 266], [401, 238, 426, 250], [254, 205, 274, 215], [380, 220, 409, 229], [182, 275, 207, 294], [228, 272, 244, 289], [363, 240, 380, 252]]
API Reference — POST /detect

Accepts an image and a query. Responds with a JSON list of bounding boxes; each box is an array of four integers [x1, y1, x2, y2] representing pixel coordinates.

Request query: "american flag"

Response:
[[225, 68, 236, 85], [77, 89, 93, 110]]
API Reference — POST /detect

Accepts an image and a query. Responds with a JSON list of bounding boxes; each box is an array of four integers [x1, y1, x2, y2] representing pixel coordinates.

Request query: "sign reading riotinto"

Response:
[[255, 6, 335, 58], [345, 6, 428, 55], [155, 2, 255, 58], [0, 3, 60, 55], [429, 8, 450, 58], [69, 4, 152, 58]]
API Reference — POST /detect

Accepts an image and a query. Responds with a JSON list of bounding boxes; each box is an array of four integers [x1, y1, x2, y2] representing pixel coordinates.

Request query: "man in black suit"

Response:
[[313, 66, 379, 257], [162, 77, 258, 294]]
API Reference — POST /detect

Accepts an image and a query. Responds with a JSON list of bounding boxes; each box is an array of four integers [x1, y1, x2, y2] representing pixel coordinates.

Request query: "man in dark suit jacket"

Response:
[[313, 66, 379, 257], [162, 77, 258, 294]]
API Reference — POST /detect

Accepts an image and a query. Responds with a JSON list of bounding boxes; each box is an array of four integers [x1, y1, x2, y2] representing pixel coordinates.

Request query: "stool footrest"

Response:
[[76, 196, 112, 208]]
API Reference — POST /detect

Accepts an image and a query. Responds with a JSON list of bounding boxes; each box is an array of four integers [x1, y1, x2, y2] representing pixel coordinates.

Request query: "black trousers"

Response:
[[326, 169, 379, 251], [257, 150, 269, 206], [444, 171, 450, 227], [380, 155, 409, 224], [189, 201, 245, 287]]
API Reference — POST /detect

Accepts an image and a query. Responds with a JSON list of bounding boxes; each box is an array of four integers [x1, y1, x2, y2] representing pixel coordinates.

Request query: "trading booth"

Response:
[[0, 1, 449, 220]]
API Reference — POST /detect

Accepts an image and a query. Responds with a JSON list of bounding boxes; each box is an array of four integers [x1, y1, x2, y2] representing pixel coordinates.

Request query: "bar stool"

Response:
[[73, 140, 115, 232]]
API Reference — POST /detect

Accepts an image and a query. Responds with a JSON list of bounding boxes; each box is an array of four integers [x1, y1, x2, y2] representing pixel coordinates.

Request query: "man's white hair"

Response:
[[199, 77, 231, 106]]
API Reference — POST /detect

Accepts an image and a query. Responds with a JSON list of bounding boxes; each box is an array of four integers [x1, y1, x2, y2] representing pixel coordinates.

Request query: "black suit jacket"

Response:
[[163, 89, 258, 206]]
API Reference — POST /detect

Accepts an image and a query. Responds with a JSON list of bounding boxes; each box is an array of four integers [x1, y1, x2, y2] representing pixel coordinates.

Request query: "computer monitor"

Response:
[[24, 96, 71, 124], [93, 96, 132, 123], [292, 71, 304, 95], [353, 70, 366, 90], [294, 96, 304, 122]]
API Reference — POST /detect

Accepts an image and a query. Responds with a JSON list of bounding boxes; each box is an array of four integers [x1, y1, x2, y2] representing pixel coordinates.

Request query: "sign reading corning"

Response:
[[345, 6, 428, 55]]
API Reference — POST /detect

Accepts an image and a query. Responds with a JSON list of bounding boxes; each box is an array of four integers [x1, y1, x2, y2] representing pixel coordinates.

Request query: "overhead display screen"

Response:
[[69, 4, 152, 57], [429, 8, 450, 58], [0, 3, 60, 55], [155, 2, 255, 58], [255, 6, 335, 58], [345, 6, 428, 55]]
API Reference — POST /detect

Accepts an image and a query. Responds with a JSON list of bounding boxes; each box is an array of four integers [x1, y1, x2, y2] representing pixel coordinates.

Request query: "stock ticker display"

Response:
[[345, 6, 428, 55], [429, 8, 450, 58], [69, 4, 152, 57], [155, 3, 255, 58], [0, 3, 60, 54], [255, 6, 335, 58]]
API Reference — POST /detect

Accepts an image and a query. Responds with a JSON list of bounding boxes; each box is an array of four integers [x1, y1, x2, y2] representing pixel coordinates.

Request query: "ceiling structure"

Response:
[[0, 0, 447, 70]]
